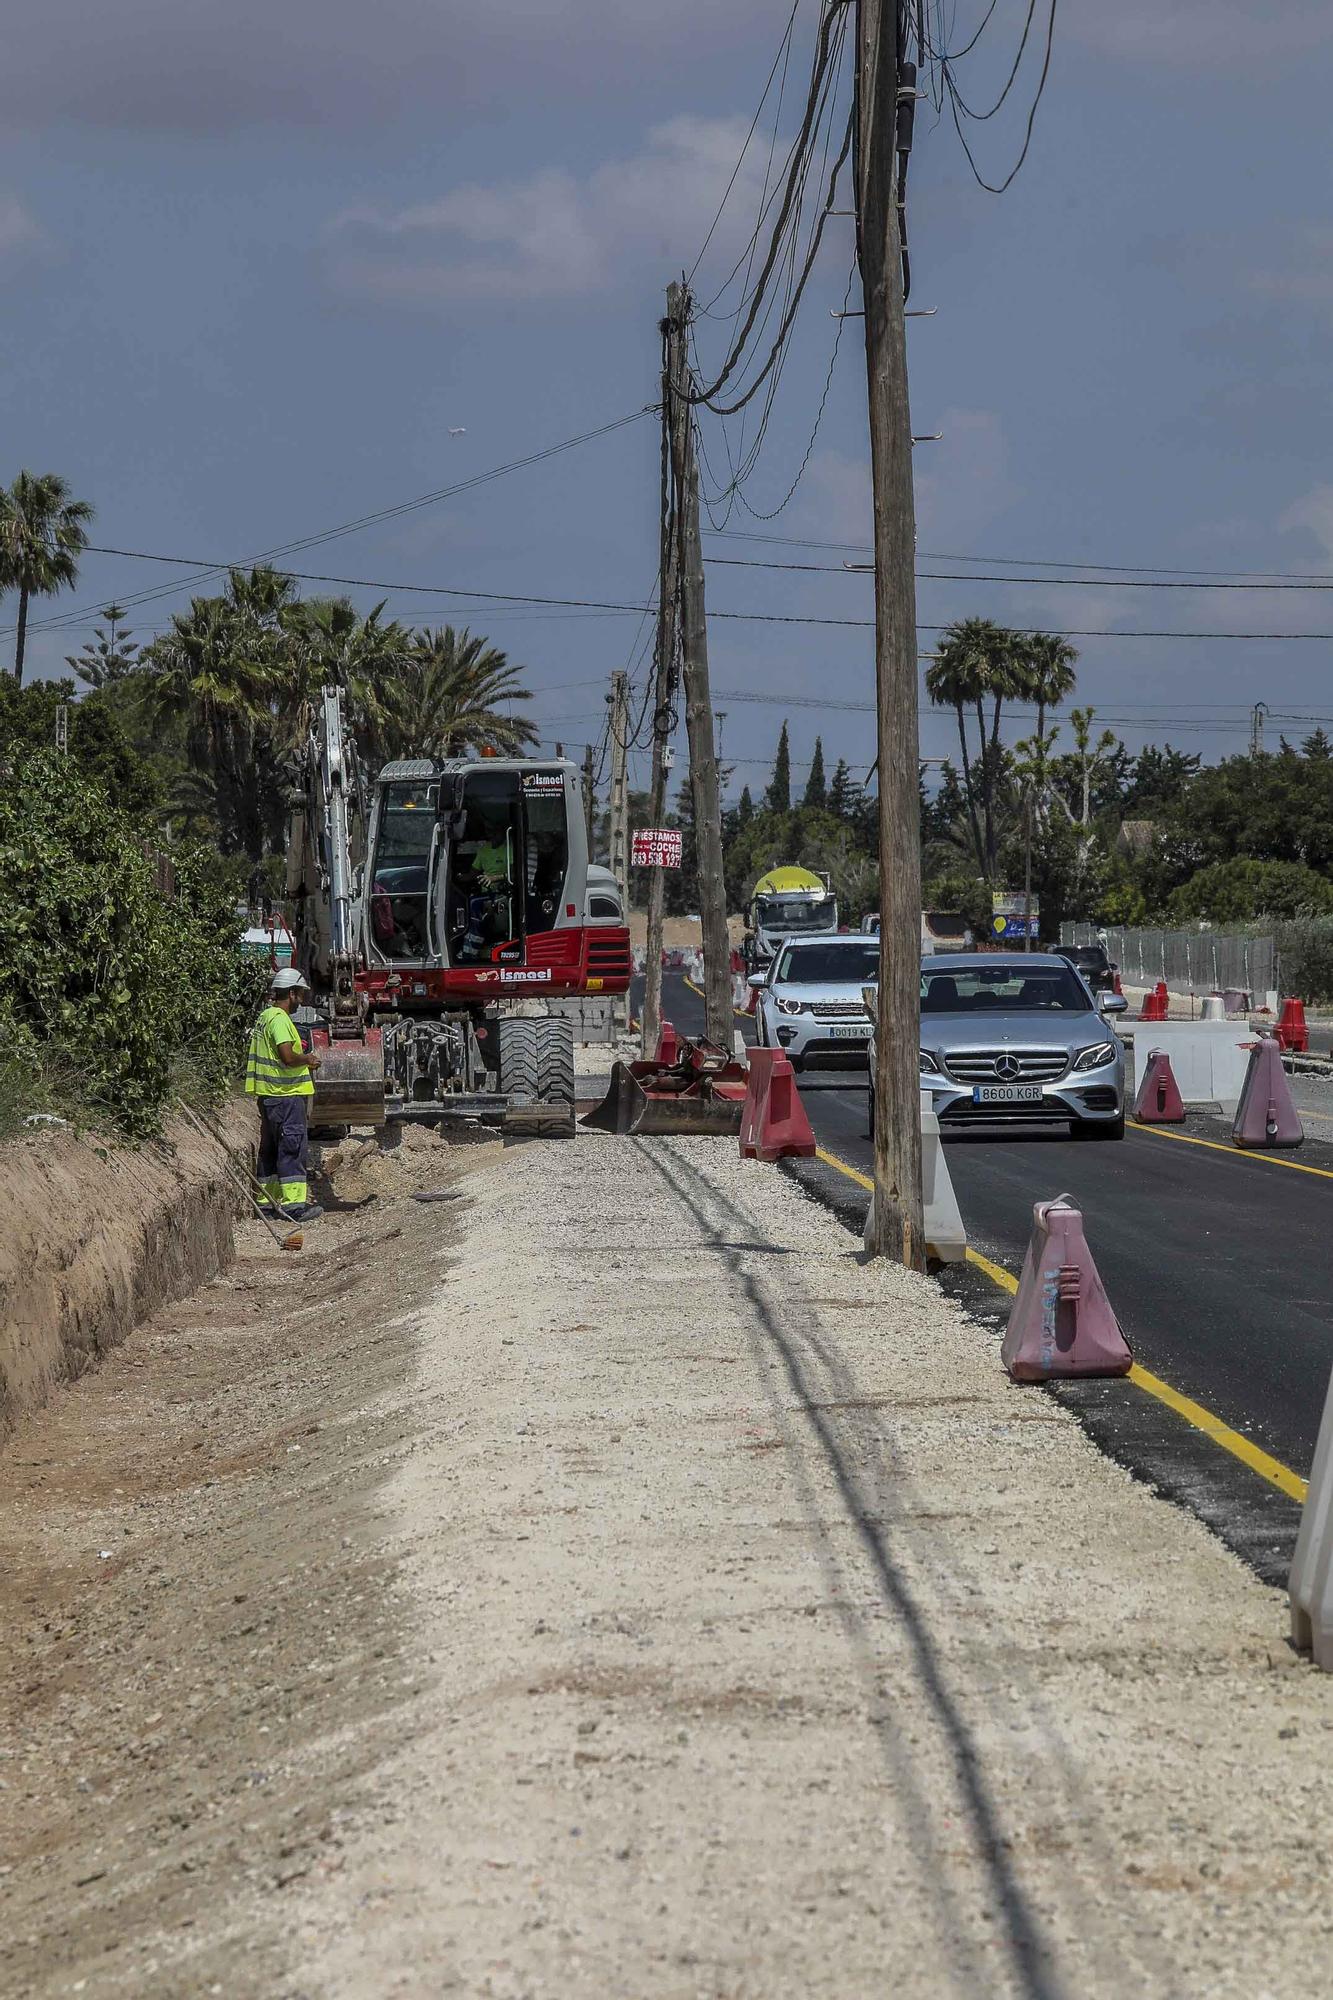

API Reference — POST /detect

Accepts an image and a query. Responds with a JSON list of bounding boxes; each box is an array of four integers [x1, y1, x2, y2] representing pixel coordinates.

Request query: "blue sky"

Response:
[[3, 0, 1333, 800]]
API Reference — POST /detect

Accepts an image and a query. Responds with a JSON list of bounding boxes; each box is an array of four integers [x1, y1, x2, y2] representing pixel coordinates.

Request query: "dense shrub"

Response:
[[0, 750, 265, 1136], [1166, 857, 1333, 925]]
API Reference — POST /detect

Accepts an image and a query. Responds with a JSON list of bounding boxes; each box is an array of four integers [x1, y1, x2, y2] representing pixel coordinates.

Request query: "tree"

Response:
[[140, 566, 295, 859], [828, 757, 860, 820], [361, 626, 537, 767], [802, 737, 827, 812], [0, 472, 94, 684], [765, 721, 791, 814], [924, 618, 1030, 879], [279, 596, 412, 747], [66, 602, 140, 688], [1020, 631, 1078, 743], [1168, 858, 1333, 923], [736, 784, 754, 829]]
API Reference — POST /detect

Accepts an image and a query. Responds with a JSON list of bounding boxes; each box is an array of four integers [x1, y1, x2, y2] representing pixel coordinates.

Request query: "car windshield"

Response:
[[755, 895, 837, 933], [921, 964, 1090, 1013], [776, 942, 879, 985]]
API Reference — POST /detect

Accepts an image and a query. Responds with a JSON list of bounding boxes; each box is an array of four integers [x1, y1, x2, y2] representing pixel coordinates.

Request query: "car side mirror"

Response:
[[1099, 991, 1128, 1015], [747, 972, 767, 990]]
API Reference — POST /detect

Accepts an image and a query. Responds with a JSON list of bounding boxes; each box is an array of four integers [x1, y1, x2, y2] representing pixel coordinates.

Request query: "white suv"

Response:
[[752, 934, 880, 1071]]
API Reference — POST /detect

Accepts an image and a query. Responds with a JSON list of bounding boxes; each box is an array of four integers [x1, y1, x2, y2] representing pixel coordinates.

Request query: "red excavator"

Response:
[[284, 687, 632, 1133]]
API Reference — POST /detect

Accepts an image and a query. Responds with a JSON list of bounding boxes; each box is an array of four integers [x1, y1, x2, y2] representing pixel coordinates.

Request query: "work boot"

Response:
[[293, 1201, 325, 1223]]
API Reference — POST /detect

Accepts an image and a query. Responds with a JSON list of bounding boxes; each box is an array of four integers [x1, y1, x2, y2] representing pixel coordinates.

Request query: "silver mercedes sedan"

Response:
[[869, 952, 1129, 1139]]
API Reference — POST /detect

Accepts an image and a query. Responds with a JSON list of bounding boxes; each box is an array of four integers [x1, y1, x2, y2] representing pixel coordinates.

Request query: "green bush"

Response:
[[1166, 857, 1333, 925], [1274, 918, 1333, 1006], [0, 750, 266, 1136]]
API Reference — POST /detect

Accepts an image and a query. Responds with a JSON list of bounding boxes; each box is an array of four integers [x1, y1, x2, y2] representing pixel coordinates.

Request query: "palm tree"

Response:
[[278, 595, 412, 746], [925, 618, 1028, 878], [140, 567, 294, 857], [1021, 631, 1078, 743], [0, 471, 94, 684], [363, 626, 537, 767]]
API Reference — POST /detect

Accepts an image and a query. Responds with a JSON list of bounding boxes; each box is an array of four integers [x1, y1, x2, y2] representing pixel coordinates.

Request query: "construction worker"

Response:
[[245, 967, 323, 1222]]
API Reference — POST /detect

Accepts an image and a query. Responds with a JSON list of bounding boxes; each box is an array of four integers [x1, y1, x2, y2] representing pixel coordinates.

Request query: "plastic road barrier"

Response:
[[862, 1090, 967, 1264], [1132, 1049, 1185, 1124], [1232, 1036, 1304, 1149], [1291, 1365, 1333, 1669], [739, 1047, 816, 1163], [1001, 1196, 1132, 1382]]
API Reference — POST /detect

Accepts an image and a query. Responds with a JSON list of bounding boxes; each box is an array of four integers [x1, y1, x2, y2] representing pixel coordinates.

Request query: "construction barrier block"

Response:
[[739, 1047, 816, 1163], [1001, 1197, 1132, 1382], [862, 1090, 967, 1263], [654, 1019, 680, 1067], [1232, 1037, 1304, 1149], [1132, 1048, 1185, 1124], [1290, 1364, 1333, 1670], [1277, 997, 1310, 1054]]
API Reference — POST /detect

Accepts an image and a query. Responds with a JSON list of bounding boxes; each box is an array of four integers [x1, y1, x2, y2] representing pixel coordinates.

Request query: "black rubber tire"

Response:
[[533, 1016, 575, 1109], [497, 1017, 541, 1103], [1071, 1113, 1125, 1141]]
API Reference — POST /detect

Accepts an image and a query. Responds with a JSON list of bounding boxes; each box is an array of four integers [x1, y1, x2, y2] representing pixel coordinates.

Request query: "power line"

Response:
[[10, 406, 657, 640], [705, 554, 1333, 591], [711, 527, 1333, 582]]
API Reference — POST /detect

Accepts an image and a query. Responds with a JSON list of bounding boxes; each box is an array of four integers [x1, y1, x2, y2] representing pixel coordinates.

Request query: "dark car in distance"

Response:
[[1054, 943, 1116, 996]]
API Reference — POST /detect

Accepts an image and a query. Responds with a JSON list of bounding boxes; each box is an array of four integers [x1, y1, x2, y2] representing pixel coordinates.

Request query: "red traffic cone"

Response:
[[1001, 1197, 1132, 1382], [1138, 981, 1168, 1022], [1232, 1038, 1304, 1149], [1277, 997, 1309, 1054], [1133, 1048, 1185, 1123], [1112, 967, 1124, 998], [739, 1048, 816, 1163]]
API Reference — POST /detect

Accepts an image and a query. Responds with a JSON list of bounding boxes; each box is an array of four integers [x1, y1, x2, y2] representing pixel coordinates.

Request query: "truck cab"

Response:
[[745, 866, 838, 970]]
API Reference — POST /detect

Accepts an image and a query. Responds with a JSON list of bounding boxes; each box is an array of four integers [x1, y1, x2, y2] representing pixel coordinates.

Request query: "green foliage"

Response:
[[0, 674, 162, 820], [765, 722, 791, 815], [0, 469, 94, 683], [0, 751, 265, 1137], [1274, 918, 1333, 1005], [1166, 857, 1333, 924], [66, 603, 141, 688], [802, 737, 827, 812]]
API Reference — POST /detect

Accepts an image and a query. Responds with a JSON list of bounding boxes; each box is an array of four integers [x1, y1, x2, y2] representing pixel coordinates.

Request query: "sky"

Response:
[[3, 0, 1333, 802]]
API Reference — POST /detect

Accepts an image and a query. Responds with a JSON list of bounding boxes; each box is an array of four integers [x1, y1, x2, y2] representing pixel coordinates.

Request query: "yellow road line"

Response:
[[1130, 1119, 1333, 1182], [683, 973, 751, 1023], [814, 1142, 1309, 1504]]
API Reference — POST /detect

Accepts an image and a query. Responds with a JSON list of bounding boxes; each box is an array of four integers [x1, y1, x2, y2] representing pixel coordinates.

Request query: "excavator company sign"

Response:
[[631, 827, 683, 868]]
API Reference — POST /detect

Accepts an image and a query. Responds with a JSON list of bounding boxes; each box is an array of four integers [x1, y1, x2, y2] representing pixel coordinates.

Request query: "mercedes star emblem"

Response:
[[995, 1054, 1021, 1081]]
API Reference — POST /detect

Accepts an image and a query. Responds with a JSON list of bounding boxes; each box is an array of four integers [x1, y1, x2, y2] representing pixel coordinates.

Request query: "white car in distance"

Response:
[[751, 933, 880, 1072]]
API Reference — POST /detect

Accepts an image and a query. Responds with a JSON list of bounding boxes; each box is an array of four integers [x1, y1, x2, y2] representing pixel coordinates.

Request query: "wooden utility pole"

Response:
[[642, 320, 682, 1057], [856, 0, 925, 1267], [607, 672, 632, 1034], [665, 281, 732, 1049]]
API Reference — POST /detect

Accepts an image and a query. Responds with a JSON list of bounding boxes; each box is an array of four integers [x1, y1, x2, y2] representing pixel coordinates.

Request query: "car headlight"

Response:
[[1072, 1040, 1116, 1072], [775, 996, 805, 1016], [919, 1049, 941, 1074]]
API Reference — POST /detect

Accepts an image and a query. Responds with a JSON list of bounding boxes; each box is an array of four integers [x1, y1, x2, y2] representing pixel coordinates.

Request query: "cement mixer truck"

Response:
[[743, 865, 838, 971]]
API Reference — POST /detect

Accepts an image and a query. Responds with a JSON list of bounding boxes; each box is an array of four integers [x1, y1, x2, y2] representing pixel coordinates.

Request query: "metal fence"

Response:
[[1060, 923, 1277, 998]]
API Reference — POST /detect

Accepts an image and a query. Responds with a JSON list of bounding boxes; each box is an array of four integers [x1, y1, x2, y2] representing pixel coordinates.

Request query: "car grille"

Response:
[[943, 1049, 1069, 1084], [804, 1001, 869, 1018]]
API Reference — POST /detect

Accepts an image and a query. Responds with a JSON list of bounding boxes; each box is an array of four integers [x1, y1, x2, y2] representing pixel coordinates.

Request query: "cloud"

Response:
[[1279, 486, 1333, 563], [327, 117, 788, 305], [0, 0, 782, 134], [0, 196, 46, 264], [1067, 2, 1332, 70]]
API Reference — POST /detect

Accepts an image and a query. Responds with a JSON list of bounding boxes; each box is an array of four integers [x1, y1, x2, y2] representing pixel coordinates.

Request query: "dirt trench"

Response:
[[0, 1122, 497, 1999]]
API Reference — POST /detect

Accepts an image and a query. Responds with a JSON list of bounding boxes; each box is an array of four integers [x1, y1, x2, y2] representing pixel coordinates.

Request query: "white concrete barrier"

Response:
[[1290, 1365, 1333, 1669], [863, 1089, 967, 1264], [1121, 1019, 1255, 1114]]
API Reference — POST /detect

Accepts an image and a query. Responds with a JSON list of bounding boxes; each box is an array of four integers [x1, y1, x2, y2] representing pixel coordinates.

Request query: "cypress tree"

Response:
[[802, 737, 827, 811], [765, 721, 791, 814]]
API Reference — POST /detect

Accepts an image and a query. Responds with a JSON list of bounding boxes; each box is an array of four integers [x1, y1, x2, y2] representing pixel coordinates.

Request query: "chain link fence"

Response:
[[1060, 924, 1277, 998]]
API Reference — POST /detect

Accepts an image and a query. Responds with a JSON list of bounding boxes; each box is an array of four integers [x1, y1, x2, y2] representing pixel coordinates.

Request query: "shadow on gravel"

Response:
[[638, 1141, 1068, 2000]]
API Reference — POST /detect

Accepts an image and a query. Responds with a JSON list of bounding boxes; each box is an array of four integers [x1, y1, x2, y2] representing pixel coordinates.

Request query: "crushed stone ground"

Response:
[[3, 1115, 1333, 1997]]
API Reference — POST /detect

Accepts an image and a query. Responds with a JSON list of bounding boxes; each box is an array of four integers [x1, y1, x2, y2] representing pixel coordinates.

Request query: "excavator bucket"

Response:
[[311, 1034, 387, 1129], [580, 1047, 746, 1138]]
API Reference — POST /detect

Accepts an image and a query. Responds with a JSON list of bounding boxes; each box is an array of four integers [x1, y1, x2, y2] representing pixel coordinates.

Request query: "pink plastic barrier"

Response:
[[1001, 1196, 1132, 1382], [1132, 1049, 1185, 1124], [739, 1047, 816, 1163], [1232, 1037, 1304, 1149]]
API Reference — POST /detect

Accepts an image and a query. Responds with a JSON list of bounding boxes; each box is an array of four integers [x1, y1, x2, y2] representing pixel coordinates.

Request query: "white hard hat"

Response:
[[271, 966, 307, 992]]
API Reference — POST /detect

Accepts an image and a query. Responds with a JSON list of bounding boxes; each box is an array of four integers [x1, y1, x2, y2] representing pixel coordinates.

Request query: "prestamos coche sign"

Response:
[[631, 828, 683, 868]]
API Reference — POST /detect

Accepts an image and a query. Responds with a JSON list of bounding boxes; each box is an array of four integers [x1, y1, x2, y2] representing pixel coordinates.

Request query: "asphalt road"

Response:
[[646, 970, 1333, 1581]]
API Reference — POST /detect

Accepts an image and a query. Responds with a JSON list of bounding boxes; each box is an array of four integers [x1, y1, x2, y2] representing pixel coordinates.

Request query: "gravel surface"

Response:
[[277, 1127, 1333, 1999]]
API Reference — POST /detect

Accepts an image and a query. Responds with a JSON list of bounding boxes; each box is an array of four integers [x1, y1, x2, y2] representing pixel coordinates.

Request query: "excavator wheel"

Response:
[[498, 1016, 576, 1137]]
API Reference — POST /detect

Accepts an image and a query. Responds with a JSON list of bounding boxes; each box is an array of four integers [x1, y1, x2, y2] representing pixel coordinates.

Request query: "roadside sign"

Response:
[[992, 890, 1040, 919], [632, 827, 683, 868], [991, 914, 1040, 941]]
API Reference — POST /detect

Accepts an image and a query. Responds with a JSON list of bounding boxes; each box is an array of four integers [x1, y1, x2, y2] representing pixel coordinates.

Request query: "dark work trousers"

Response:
[[256, 1095, 310, 1209]]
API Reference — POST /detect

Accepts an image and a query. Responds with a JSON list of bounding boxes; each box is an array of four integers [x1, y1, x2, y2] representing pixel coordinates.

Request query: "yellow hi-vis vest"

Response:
[[244, 1005, 314, 1098]]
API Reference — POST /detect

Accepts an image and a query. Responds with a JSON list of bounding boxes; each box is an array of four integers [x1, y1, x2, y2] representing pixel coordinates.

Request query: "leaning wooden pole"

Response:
[[857, 0, 925, 1266]]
